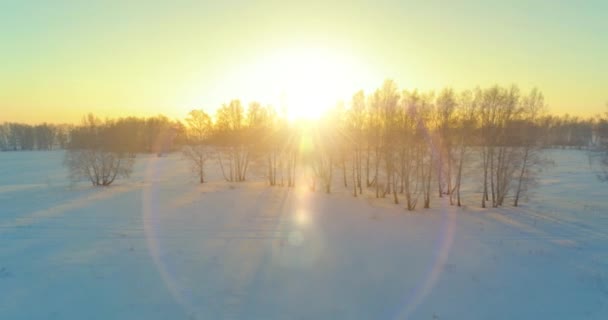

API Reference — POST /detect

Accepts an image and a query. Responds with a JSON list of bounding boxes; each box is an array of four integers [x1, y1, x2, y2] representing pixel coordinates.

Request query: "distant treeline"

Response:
[[0, 115, 188, 153], [540, 114, 607, 148], [0, 123, 71, 151]]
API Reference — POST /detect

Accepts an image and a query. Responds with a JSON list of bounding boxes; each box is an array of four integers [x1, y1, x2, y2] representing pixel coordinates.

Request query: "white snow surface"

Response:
[[1, 149, 607, 319]]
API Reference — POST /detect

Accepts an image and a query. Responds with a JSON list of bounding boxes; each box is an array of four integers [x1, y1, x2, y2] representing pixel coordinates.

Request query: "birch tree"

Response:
[[183, 109, 213, 183]]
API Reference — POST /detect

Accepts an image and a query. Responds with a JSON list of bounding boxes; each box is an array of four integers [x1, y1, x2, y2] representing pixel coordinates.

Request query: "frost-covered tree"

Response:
[[478, 86, 522, 208], [435, 88, 457, 198], [346, 90, 367, 196], [512, 89, 550, 206], [449, 89, 478, 206], [311, 126, 335, 194], [64, 114, 135, 186], [183, 110, 213, 183], [214, 100, 249, 182]]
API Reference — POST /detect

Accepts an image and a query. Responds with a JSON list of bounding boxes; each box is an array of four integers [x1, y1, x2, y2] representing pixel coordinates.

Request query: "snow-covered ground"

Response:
[[1, 149, 607, 319]]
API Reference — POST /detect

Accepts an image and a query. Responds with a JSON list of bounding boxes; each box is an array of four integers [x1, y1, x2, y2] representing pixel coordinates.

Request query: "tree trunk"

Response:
[[200, 161, 204, 183], [375, 147, 380, 198], [513, 147, 530, 207], [343, 157, 348, 187], [482, 148, 488, 208], [352, 153, 357, 197], [357, 149, 362, 194], [392, 171, 399, 204], [366, 146, 371, 187]]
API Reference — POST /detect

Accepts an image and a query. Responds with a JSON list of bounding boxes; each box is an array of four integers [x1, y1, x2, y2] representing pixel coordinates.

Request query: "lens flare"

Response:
[[294, 210, 311, 227]]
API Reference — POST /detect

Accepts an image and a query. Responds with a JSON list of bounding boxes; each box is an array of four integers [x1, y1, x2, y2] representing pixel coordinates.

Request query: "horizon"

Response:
[[1, 1, 607, 124]]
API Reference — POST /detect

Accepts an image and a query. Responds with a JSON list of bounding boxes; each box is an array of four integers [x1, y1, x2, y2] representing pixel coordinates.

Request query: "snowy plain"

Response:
[[0, 149, 607, 319]]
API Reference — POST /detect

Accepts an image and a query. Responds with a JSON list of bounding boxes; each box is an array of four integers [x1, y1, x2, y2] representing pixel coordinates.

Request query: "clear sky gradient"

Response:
[[1, 0, 607, 123]]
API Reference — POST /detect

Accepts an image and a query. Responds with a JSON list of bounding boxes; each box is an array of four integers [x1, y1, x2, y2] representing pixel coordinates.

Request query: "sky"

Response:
[[1, 0, 607, 123]]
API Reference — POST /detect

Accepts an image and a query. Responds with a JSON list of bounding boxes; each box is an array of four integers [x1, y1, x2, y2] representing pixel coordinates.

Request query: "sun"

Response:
[[274, 49, 346, 120], [244, 46, 373, 120], [195, 45, 376, 121]]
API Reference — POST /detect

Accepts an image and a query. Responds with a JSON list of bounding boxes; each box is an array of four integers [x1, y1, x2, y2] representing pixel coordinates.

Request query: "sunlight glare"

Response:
[[250, 47, 373, 120], [295, 210, 311, 227], [298, 129, 314, 153], [189, 46, 377, 121]]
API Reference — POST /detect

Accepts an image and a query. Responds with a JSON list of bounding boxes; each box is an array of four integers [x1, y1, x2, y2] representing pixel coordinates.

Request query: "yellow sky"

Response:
[[1, 1, 607, 124]]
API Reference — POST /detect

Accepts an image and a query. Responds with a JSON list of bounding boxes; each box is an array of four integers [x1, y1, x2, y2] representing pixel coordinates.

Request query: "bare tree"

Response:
[[367, 80, 400, 198], [35, 123, 56, 150], [419, 92, 436, 209], [346, 94, 367, 191], [435, 88, 457, 197], [378, 80, 401, 202], [346, 90, 367, 196], [478, 86, 521, 207], [246, 102, 292, 187], [65, 149, 134, 186], [330, 102, 350, 189], [512, 89, 549, 206], [311, 138, 334, 194], [449, 90, 478, 206], [183, 110, 213, 183], [64, 114, 135, 186], [309, 112, 341, 194], [399, 91, 425, 210], [215, 100, 249, 182]]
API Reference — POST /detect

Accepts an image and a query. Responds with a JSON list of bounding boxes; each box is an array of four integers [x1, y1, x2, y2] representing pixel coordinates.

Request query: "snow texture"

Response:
[[0, 149, 607, 319]]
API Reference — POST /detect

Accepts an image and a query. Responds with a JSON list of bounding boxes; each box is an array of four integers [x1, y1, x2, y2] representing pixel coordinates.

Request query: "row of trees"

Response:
[[27, 81, 608, 210], [182, 100, 298, 185], [62, 105, 295, 187], [175, 82, 564, 209], [0, 115, 188, 153], [541, 114, 605, 148], [302, 82, 552, 209]]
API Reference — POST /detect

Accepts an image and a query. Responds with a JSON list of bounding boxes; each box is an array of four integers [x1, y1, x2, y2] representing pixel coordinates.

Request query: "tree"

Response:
[[399, 90, 425, 210], [55, 125, 71, 149], [214, 100, 249, 182], [183, 110, 213, 183], [35, 123, 56, 150], [7, 123, 35, 150], [435, 88, 458, 197], [311, 122, 335, 194], [367, 79, 400, 199], [478, 85, 521, 208], [329, 102, 350, 189], [346, 90, 367, 196], [144, 115, 174, 154], [449, 90, 478, 206], [246, 102, 297, 187], [512, 88, 549, 206], [64, 114, 135, 186], [418, 92, 436, 209]]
